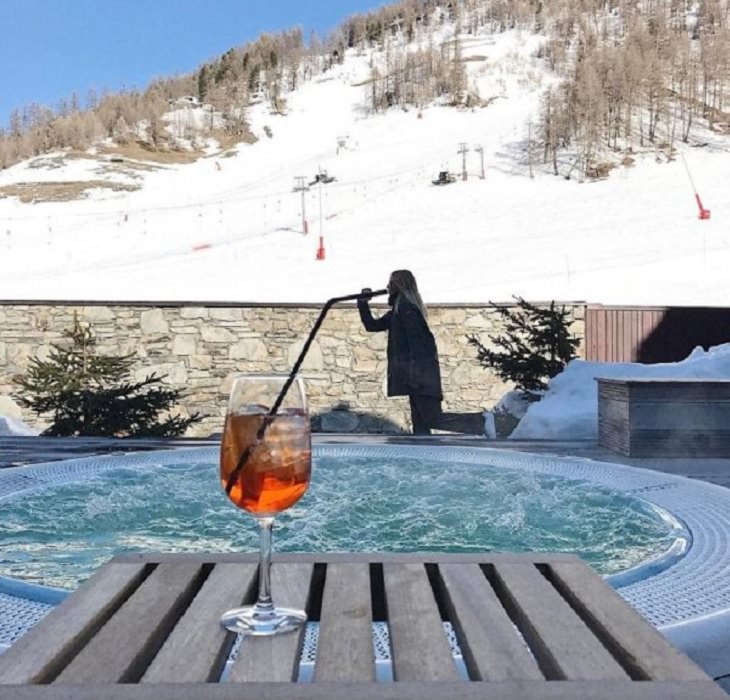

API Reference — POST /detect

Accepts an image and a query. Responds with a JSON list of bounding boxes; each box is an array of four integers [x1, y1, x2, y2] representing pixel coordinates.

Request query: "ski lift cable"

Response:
[[2, 146, 335, 223], [4, 129, 485, 231]]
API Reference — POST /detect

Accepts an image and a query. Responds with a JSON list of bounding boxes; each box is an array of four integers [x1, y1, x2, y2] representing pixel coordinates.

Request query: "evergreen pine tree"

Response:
[[197, 65, 210, 103], [468, 297, 580, 400], [15, 317, 202, 437]]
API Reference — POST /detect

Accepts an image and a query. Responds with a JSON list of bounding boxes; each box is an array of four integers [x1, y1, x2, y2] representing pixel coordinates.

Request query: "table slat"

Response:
[[439, 563, 543, 681], [493, 563, 628, 681], [383, 563, 459, 682], [314, 563, 375, 682], [112, 552, 582, 565], [53, 562, 205, 684], [0, 562, 146, 685], [141, 562, 257, 683], [547, 561, 710, 681], [228, 563, 313, 683], [1, 680, 726, 700]]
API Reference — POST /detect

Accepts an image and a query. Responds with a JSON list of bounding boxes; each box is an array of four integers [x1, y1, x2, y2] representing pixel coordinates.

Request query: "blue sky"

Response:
[[0, 0, 386, 129]]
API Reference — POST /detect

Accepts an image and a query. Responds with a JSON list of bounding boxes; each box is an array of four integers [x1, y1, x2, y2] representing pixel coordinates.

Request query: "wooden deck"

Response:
[[0, 552, 724, 699]]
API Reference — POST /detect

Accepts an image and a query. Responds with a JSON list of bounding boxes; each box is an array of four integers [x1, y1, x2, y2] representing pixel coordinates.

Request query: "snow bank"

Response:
[[0, 415, 40, 437], [510, 343, 730, 440]]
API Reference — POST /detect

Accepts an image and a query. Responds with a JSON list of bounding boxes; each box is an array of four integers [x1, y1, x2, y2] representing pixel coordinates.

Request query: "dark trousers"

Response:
[[408, 395, 442, 435]]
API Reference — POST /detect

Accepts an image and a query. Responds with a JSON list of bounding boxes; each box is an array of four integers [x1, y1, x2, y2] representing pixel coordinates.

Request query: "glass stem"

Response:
[[255, 517, 275, 615]]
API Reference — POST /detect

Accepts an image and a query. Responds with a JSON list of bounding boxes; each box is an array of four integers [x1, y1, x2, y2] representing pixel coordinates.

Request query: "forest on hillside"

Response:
[[1, 0, 728, 177]]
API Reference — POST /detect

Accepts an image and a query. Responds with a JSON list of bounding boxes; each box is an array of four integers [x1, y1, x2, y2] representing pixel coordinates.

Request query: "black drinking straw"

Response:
[[225, 288, 388, 495]]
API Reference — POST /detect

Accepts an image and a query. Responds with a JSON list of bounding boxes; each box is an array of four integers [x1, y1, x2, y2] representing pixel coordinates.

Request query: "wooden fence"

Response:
[[585, 305, 730, 363]]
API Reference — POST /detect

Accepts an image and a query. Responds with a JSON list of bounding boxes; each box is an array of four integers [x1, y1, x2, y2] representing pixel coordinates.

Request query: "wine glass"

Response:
[[219, 373, 311, 635]]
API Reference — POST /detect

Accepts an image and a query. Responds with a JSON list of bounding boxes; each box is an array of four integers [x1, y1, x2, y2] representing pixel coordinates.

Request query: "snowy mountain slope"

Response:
[[0, 29, 728, 305]]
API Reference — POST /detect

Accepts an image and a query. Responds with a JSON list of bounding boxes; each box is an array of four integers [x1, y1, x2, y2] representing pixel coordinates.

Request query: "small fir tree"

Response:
[[467, 297, 580, 400], [15, 317, 202, 437]]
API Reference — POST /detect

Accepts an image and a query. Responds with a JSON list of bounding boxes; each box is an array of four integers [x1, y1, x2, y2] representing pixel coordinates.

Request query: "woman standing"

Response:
[[358, 270, 442, 434]]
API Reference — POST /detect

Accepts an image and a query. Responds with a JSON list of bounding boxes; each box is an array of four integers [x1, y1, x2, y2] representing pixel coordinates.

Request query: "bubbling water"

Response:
[[0, 455, 676, 590]]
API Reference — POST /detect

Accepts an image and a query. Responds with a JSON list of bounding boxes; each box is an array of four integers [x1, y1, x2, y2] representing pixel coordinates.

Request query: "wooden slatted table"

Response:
[[0, 552, 724, 699]]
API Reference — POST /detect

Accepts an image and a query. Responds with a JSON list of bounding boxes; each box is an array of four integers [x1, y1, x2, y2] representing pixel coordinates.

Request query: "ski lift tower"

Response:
[[458, 142, 469, 181], [293, 177, 310, 234]]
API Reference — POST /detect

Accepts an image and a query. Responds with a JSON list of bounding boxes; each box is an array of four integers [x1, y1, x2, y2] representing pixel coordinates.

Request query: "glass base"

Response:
[[220, 605, 307, 636]]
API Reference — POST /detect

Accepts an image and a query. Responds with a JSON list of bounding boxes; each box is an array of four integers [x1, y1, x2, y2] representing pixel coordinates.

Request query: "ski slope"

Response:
[[0, 30, 728, 306]]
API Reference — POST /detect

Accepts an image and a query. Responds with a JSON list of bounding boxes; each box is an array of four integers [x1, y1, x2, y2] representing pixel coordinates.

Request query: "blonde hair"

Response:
[[389, 269, 428, 318]]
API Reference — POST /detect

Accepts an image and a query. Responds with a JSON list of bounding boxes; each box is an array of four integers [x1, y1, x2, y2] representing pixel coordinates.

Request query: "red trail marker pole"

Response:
[[695, 193, 711, 220], [681, 153, 711, 220], [315, 177, 325, 259], [315, 236, 326, 260]]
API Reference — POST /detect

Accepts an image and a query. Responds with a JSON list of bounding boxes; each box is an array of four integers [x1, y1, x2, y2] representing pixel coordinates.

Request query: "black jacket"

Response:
[[358, 295, 442, 399]]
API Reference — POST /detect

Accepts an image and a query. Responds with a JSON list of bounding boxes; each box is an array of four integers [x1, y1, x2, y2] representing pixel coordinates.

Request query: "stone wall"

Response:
[[0, 301, 585, 436]]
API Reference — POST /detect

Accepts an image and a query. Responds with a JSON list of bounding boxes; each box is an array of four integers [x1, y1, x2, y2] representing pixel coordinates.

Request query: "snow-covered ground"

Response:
[[0, 416, 38, 437], [0, 30, 727, 306]]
